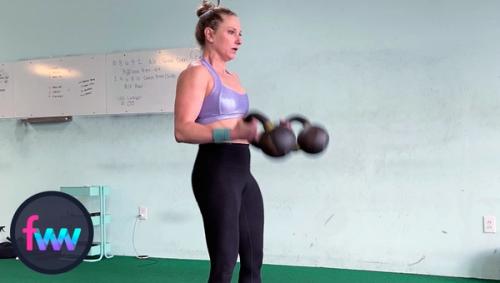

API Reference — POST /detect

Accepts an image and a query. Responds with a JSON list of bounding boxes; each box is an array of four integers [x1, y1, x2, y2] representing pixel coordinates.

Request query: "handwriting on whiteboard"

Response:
[[111, 58, 178, 92], [79, 78, 96, 97], [0, 68, 10, 94], [105, 48, 199, 114]]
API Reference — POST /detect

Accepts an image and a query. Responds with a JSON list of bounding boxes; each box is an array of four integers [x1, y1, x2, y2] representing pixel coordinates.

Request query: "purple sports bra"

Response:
[[195, 58, 249, 124]]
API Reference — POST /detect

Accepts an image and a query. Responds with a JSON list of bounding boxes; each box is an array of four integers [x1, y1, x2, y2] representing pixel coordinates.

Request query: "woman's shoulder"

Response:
[[180, 60, 210, 80], [187, 59, 211, 71]]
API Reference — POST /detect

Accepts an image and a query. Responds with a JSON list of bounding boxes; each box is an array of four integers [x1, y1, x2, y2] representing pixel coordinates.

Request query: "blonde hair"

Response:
[[195, 1, 237, 47]]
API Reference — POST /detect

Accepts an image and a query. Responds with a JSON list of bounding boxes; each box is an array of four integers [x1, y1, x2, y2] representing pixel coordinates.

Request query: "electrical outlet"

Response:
[[138, 206, 148, 220], [483, 215, 496, 233]]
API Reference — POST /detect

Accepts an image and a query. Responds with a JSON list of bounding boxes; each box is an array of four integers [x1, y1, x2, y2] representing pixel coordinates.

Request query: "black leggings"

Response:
[[192, 143, 264, 283]]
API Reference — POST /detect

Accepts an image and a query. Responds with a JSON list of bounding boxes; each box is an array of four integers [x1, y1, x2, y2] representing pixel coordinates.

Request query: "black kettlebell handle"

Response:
[[244, 112, 274, 132], [243, 112, 272, 148], [286, 115, 312, 128]]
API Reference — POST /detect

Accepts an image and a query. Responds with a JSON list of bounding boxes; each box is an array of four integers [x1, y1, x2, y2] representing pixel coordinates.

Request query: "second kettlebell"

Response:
[[244, 112, 297, 157], [287, 115, 329, 154]]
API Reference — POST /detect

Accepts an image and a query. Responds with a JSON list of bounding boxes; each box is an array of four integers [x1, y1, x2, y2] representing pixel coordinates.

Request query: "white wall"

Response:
[[1, 0, 499, 280]]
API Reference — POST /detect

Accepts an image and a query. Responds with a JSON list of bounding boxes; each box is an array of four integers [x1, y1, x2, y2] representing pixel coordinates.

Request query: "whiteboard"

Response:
[[105, 48, 200, 114], [14, 54, 106, 117], [0, 63, 16, 118]]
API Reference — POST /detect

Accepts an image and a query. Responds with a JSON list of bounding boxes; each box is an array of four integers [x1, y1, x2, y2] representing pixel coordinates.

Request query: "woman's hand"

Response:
[[278, 119, 291, 129], [232, 118, 258, 142]]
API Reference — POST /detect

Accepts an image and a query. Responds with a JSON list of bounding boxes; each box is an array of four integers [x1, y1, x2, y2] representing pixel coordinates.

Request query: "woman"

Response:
[[174, 2, 264, 283]]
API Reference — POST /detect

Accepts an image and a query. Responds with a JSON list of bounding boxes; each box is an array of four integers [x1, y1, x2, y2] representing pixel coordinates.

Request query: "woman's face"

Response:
[[208, 15, 242, 61]]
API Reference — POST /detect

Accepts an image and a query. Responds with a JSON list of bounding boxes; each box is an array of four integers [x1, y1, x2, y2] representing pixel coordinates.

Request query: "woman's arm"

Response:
[[174, 65, 257, 144], [174, 66, 214, 144]]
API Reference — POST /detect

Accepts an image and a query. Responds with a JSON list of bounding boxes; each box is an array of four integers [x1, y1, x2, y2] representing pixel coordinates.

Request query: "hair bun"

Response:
[[196, 1, 216, 18]]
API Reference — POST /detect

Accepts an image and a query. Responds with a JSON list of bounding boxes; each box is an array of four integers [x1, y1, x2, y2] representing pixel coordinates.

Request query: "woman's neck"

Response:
[[202, 51, 227, 75]]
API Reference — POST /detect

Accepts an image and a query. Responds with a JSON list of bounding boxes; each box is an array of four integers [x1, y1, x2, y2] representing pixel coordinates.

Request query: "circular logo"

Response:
[[10, 191, 93, 274]]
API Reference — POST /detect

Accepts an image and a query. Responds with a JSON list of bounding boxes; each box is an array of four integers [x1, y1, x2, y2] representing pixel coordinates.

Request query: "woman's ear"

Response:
[[204, 27, 215, 44]]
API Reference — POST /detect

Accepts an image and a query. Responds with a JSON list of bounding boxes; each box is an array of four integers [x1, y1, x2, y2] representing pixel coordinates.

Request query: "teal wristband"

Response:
[[212, 128, 231, 143]]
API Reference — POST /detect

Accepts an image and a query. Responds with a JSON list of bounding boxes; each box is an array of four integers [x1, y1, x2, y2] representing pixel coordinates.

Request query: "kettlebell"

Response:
[[287, 115, 329, 154], [244, 112, 297, 157]]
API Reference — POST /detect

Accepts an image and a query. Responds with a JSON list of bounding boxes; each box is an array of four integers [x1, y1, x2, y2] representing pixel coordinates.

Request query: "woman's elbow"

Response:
[[174, 128, 185, 143]]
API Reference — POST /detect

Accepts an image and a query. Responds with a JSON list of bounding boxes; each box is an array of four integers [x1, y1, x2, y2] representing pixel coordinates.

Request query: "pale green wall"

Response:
[[1, 0, 500, 280]]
